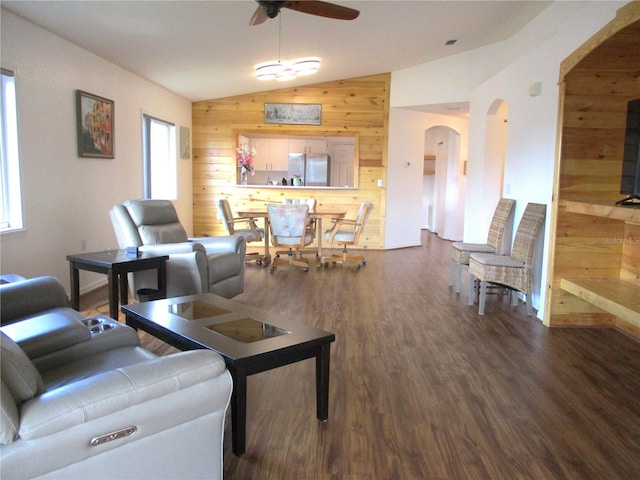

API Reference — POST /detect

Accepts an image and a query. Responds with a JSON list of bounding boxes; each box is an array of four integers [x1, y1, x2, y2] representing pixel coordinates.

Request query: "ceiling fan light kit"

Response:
[[256, 57, 320, 81], [252, 1, 357, 81]]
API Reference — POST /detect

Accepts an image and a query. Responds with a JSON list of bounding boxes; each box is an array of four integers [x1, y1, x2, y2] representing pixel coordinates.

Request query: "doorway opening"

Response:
[[422, 126, 464, 240]]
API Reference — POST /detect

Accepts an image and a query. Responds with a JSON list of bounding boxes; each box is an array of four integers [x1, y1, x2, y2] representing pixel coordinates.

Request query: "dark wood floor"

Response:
[[83, 231, 640, 479]]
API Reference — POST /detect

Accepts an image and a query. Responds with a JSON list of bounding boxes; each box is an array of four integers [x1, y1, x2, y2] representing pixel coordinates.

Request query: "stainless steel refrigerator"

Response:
[[288, 153, 330, 186]]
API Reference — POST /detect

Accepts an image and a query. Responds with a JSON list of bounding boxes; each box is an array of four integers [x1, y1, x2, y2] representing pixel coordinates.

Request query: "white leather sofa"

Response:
[[110, 199, 246, 299], [0, 276, 232, 479]]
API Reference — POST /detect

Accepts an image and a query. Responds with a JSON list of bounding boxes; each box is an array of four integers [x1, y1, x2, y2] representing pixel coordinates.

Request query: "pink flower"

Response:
[[236, 147, 256, 175]]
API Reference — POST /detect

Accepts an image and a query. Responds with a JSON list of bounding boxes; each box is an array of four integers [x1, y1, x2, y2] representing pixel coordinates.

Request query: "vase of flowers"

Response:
[[236, 146, 256, 185], [292, 173, 302, 186]]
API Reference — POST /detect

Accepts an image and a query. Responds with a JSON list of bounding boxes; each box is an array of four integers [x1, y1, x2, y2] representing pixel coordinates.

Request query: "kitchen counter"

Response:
[[237, 185, 359, 190]]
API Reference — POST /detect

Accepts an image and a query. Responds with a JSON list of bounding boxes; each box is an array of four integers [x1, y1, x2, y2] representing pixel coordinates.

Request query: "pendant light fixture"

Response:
[[255, 15, 320, 81]]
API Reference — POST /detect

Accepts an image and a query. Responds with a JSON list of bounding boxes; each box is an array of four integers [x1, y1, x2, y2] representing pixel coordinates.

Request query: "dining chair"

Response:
[[217, 198, 265, 264], [281, 198, 318, 256], [468, 202, 547, 315], [323, 201, 373, 268], [449, 198, 516, 293], [267, 203, 314, 273]]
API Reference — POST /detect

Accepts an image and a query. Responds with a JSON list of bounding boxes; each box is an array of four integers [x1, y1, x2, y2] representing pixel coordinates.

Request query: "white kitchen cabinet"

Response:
[[269, 139, 289, 171], [307, 138, 327, 154], [288, 138, 327, 154], [250, 138, 271, 171], [250, 138, 288, 171]]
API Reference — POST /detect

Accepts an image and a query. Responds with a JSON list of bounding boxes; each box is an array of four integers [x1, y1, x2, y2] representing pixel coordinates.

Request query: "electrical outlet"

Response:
[[377, 179, 383, 187]]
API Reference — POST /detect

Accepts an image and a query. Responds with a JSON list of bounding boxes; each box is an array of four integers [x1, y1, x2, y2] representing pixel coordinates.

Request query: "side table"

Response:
[[67, 250, 169, 319]]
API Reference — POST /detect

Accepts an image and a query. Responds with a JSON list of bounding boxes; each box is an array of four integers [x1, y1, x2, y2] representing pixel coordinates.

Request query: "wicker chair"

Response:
[[468, 202, 547, 315], [449, 198, 515, 293]]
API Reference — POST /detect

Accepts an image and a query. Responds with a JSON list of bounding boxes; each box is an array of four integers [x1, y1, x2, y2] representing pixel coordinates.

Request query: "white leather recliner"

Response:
[[0, 276, 232, 479], [110, 199, 246, 299]]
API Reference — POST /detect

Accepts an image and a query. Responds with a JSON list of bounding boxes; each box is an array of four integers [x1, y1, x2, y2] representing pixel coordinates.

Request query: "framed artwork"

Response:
[[264, 103, 322, 125], [76, 90, 114, 158], [180, 126, 191, 159]]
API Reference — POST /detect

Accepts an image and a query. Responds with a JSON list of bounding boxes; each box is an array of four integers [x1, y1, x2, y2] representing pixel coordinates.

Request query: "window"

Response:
[[0, 68, 23, 232], [142, 114, 176, 199]]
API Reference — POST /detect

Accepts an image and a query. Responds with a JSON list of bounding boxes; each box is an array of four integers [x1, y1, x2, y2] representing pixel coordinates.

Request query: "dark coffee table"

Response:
[[121, 293, 335, 456]]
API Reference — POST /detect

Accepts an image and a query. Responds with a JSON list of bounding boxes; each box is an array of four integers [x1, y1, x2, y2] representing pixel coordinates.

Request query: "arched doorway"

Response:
[[422, 126, 463, 240]]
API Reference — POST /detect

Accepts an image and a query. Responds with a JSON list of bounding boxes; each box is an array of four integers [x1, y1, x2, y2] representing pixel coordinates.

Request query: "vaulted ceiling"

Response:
[[2, 1, 551, 102]]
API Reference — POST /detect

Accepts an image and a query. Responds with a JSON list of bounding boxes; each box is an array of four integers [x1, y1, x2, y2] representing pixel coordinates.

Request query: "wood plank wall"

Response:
[[191, 73, 390, 249], [546, 2, 640, 337]]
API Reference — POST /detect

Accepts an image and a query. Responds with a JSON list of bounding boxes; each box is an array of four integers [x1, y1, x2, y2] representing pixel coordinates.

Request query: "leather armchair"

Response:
[[0, 276, 232, 479], [110, 199, 246, 299]]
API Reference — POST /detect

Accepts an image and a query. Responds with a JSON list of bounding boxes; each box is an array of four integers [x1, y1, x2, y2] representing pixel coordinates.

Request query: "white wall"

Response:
[[0, 10, 192, 294], [388, 1, 625, 319], [386, 109, 468, 248]]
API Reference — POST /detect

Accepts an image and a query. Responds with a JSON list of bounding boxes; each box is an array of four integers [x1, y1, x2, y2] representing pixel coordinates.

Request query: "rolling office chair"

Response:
[[267, 203, 314, 273], [323, 201, 373, 268], [279, 198, 318, 257], [217, 198, 265, 264]]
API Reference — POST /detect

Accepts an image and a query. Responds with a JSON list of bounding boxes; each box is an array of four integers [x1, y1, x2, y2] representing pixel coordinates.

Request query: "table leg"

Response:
[[157, 261, 167, 298], [107, 268, 119, 320], [316, 342, 331, 421], [69, 263, 80, 311], [230, 367, 247, 456], [262, 217, 271, 266], [317, 217, 323, 258], [119, 273, 128, 306]]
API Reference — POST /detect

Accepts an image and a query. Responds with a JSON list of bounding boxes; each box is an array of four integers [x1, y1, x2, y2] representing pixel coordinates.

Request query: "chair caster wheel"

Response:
[[269, 267, 275, 274], [304, 268, 309, 272], [257, 260, 262, 265]]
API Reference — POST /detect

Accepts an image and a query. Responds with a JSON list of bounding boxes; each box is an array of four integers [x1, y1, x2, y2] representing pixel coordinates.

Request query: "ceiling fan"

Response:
[[250, 1, 360, 26]]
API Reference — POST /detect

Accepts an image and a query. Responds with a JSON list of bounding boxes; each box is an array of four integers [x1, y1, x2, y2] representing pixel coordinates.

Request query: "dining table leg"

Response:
[[262, 217, 271, 266]]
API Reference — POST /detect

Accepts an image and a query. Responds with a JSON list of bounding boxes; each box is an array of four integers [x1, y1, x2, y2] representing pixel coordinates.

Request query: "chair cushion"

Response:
[[450, 242, 495, 264], [138, 223, 189, 244], [125, 199, 188, 244], [324, 229, 355, 243], [207, 252, 244, 283], [469, 252, 524, 268], [1, 380, 19, 444], [0, 331, 44, 403], [40, 346, 157, 391]]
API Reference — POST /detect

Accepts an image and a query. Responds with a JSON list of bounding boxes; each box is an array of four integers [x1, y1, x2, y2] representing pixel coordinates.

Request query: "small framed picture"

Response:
[[180, 126, 191, 159], [264, 103, 322, 125], [76, 90, 114, 158]]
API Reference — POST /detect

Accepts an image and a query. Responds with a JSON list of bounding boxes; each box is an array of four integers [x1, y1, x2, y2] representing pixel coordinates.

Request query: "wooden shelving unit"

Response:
[[423, 154, 435, 175], [545, 3, 640, 340], [563, 200, 640, 224], [560, 278, 640, 326]]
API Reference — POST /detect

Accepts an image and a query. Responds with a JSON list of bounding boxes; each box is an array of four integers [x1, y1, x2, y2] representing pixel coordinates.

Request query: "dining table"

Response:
[[236, 208, 346, 267]]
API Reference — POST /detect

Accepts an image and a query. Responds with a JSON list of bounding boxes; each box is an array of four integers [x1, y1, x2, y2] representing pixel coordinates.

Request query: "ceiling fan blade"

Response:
[[250, 5, 269, 26], [284, 1, 360, 21]]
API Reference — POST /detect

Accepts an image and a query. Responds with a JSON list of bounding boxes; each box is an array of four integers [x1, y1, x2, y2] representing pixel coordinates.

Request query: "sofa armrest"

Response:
[[1, 309, 91, 359], [138, 241, 205, 256], [190, 234, 246, 256], [131, 248, 208, 297], [0, 277, 69, 326], [19, 350, 229, 441]]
